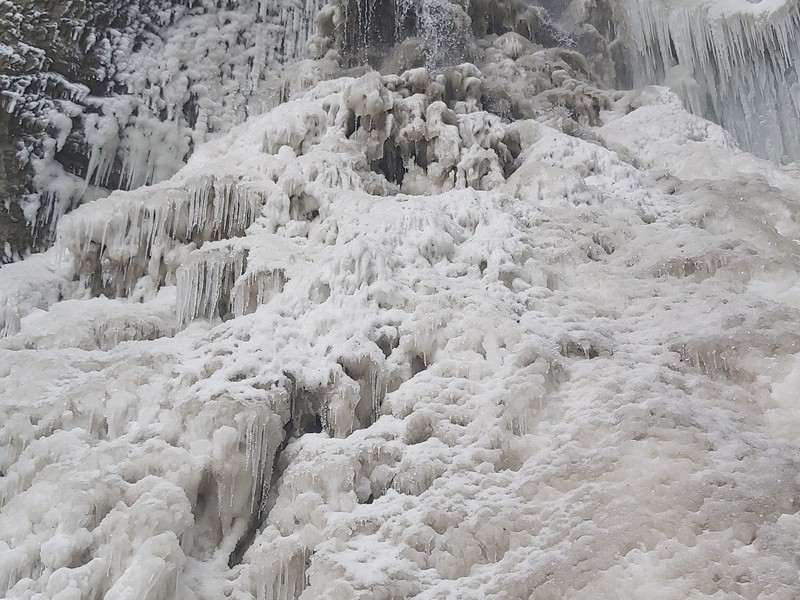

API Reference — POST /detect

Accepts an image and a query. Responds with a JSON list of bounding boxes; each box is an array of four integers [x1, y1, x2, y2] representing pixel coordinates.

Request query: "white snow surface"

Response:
[[3, 37, 800, 600]]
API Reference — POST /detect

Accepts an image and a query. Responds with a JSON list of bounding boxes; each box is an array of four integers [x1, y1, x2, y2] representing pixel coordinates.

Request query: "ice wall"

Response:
[[613, 0, 800, 163]]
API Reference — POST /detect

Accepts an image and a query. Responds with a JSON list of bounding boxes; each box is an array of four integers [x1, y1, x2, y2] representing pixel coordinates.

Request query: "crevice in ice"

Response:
[[226, 368, 355, 569], [410, 353, 428, 376], [283, 373, 330, 442], [591, 232, 616, 256], [376, 333, 400, 359], [181, 406, 286, 574], [338, 355, 387, 430]]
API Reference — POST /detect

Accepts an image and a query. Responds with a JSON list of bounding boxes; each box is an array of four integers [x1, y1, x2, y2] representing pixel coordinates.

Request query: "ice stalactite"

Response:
[[176, 231, 303, 328], [615, 0, 800, 163], [50, 174, 264, 307], [243, 537, 311, 600], [56, 185, 193, 300], [187, 175, 266, 240], [83, 111, 124, 189], [210, 410, 284, 554], [177, 244, 249, 327], [231, 268, 288, 319]]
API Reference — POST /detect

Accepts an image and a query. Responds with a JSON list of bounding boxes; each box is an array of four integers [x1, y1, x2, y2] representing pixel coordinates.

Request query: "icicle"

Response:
[[231, 269, 287, 318], [176, 244, 249, 328], [83, 113, 121, 188], [618, 0, 800, 162]]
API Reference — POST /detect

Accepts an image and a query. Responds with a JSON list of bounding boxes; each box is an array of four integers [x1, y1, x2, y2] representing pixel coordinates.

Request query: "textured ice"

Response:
[[2, 2, 800, 600]]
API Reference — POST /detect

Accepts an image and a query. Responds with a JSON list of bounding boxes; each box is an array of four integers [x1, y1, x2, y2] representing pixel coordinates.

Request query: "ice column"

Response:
[[176, 245, 249, 328]]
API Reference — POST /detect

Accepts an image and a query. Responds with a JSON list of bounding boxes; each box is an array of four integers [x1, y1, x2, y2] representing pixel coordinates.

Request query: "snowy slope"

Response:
[[2, 1, 800, 600]]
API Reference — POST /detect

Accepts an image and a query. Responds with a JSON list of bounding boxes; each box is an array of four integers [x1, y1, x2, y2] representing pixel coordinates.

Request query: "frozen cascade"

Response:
[[614, 0, 800, 163], [2, 0, 329, 257], [2, 1, 800, 599], [177, 243, 249, 328]]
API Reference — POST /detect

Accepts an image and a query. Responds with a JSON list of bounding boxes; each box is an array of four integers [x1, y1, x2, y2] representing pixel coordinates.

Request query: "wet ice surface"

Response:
[[2, 2, 800, 599]]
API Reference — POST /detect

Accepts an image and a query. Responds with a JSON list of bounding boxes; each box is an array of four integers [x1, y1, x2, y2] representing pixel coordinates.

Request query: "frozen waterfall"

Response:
[[613, 0, 800, 163], [2, 0, 800, 599]]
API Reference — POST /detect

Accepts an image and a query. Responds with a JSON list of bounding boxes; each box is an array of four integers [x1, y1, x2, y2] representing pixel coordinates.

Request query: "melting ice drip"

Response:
[[400, 0, 471, 65], [618, 0, 800, 163]]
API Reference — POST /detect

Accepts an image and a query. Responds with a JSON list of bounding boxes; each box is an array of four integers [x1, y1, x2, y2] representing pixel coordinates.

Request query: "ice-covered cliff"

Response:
[[3, 0, 798, 261], [1, 0, 327, 260], [2, 0, 800, 599]]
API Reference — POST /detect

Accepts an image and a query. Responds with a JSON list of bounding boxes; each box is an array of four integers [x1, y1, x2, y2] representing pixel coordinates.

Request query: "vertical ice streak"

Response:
[[616, 0, 800, 162]]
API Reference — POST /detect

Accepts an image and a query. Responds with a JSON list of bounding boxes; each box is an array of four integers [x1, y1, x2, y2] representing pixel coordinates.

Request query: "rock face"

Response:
[[0, 0, 182, 257], [2, 1, 800, 599]]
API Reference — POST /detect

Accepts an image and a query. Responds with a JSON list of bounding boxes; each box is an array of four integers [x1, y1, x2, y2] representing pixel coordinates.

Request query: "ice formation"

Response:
[[611, 0, 800, 163], [1, 0, 328, 259], [3, 1, 800, 599]]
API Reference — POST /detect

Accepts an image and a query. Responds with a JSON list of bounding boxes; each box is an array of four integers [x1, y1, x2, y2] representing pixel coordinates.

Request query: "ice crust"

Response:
[[2, 2, 800, 600]]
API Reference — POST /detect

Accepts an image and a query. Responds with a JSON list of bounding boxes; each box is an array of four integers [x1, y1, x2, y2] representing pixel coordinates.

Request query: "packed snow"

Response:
[[2, 0, 800, 599]]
